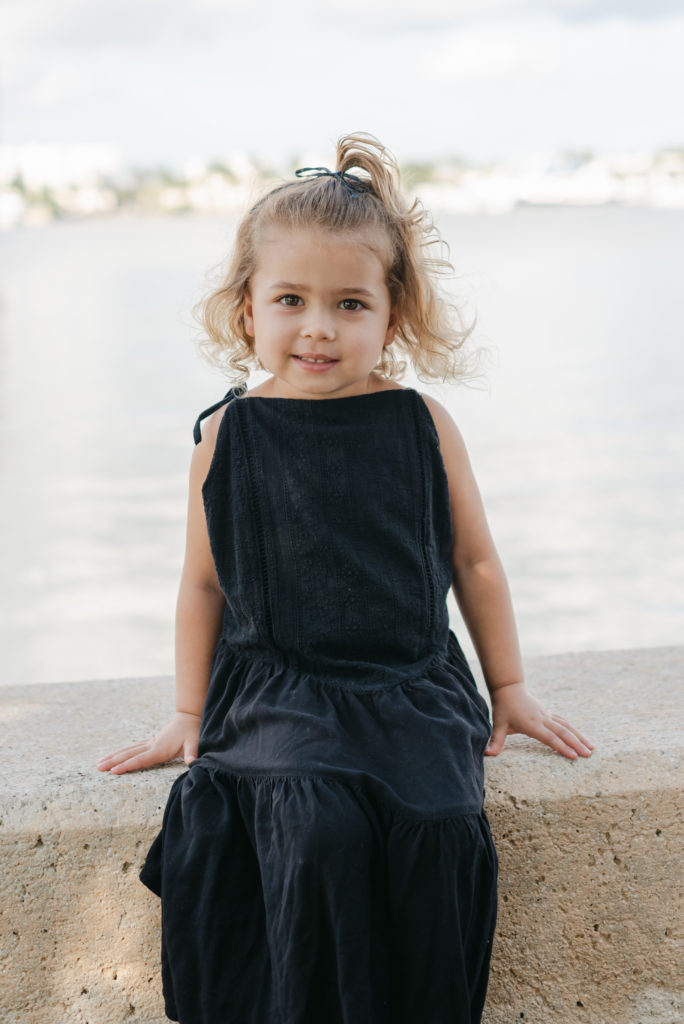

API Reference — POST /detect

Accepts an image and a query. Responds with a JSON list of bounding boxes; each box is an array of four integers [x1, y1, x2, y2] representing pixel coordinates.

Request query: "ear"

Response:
[[243, 288, 255, 338], [384, 309, 398, 347]]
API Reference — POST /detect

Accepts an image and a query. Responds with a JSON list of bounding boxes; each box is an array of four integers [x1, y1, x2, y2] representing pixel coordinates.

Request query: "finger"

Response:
[[97, 743, 147, 767], [97, 742, 150, 770], [535, 724, 582, 759], [484, 725, 508, 756], [550, 715, 595, 751], [96, 741, 148, 765], [109, 748, 166, 775], [184, 739, 199, 765], [547, 717, 594, 756]]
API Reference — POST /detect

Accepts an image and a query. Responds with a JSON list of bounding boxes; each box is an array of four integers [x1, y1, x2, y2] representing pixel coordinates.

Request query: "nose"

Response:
[[300, 304, 336, 341]]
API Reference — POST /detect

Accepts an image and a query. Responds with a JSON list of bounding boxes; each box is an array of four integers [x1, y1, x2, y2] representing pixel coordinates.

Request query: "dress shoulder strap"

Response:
[[192, 387, 241, 445]]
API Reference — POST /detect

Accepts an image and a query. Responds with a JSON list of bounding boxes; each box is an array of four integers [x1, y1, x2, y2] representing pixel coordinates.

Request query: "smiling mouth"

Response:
[[293, 355, 338, 364]]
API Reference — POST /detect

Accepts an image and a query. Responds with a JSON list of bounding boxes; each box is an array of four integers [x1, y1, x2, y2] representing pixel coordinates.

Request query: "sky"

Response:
[[1, 0, 683, 170]]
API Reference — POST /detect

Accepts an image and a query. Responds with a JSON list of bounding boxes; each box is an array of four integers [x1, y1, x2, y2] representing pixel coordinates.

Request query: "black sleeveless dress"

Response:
[[140, 387, 498, 1024]]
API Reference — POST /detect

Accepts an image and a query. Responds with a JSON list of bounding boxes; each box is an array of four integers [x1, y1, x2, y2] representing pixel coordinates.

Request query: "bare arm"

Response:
[[97, 408, 228, 774], [172, 404, 227, 719], [423, 395, 593, 760]]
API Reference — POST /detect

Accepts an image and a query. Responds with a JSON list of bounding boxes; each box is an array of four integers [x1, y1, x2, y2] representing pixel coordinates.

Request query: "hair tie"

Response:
[[294, 166, 371, 198]]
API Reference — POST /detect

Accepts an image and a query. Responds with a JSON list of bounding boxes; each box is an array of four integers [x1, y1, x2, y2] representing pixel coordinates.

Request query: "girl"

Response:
[[98, 132, 593, 1024]]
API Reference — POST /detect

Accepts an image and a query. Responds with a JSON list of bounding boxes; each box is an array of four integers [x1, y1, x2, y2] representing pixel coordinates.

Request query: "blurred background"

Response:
[[1, 0, 682, 686]]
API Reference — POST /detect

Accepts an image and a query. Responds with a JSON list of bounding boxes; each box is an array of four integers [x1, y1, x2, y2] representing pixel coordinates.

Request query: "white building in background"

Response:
[[1, 142, 683, 229], [0, 143, 123, 189]]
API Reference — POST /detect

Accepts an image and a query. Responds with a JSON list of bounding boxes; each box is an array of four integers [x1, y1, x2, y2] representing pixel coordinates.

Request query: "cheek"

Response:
[[244, 300, 273, 339]]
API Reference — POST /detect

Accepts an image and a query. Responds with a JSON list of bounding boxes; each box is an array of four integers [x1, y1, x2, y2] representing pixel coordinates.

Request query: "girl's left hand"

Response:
[[485, 682, 594, 760]]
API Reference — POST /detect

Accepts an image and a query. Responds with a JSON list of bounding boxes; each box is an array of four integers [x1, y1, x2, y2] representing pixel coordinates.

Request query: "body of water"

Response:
[[1, 207, 682, 685]]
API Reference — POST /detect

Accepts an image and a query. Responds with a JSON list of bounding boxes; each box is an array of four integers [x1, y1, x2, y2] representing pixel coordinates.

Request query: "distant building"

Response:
[[0, 143, 123, 189]]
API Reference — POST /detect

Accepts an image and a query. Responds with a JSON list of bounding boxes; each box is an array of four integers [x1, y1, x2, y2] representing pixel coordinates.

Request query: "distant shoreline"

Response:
[[3, 147, 684, 229], [3, 194, 684, 232]]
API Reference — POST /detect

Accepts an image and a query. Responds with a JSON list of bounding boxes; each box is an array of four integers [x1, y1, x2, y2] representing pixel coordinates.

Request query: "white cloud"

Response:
[[427, 23, 555, 81], [1, 1, 682, 164], [0, 0, 253, 58], [29, 67, 83, 106], [318, 0, 684, 30], [1, 0, 679, 58], [427, 14, 684, 84]]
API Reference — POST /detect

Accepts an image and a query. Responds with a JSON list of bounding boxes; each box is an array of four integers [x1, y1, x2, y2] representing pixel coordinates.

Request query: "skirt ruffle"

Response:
[[141, 763, 497, 1024]]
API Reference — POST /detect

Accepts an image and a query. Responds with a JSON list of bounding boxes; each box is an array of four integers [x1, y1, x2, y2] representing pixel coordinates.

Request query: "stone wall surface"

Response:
[[1, 646, 682, 1024]]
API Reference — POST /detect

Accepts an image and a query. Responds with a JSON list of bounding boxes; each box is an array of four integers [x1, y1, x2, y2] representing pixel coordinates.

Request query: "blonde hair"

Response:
[[193, 132, 476, 385]]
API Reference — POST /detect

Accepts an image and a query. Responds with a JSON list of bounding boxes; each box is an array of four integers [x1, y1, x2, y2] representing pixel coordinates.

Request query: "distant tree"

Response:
[[401, 162, 437, 187], [207, 161, 237, 182], [251, 158, 278, 182], [155, 166, 186, 187], [560, 150, 594, 170], [36, 187, 62, 218]]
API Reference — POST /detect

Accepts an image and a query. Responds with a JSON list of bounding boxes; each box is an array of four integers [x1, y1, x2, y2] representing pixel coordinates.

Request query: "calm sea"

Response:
[[1, 207, 682, 686]]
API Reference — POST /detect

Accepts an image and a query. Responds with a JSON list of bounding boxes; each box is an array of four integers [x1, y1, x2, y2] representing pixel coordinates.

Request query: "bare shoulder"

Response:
[[191, 402, 230, 480], [417, 393, 470, 465], [417, 394, 490, 557], [197, 402, 229, 445]]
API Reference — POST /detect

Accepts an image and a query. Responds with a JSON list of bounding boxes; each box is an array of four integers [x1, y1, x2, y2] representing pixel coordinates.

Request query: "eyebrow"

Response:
[[268, 281, 376, 297]]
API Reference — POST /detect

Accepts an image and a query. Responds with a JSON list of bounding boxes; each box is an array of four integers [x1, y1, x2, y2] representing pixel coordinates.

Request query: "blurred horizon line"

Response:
[[2, 140, 684, 228]]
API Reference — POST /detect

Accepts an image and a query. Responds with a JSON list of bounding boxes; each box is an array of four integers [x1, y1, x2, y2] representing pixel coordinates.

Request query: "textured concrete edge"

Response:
[[1, 646, 683, 1024], [2, 645, 683, 824]]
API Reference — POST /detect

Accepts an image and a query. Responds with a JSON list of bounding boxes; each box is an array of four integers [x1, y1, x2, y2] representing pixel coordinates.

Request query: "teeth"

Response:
[[299, 356, 331, 363]]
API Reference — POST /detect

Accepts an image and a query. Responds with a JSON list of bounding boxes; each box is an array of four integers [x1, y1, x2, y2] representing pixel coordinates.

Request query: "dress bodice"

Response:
[[196, 388, 454, 686]]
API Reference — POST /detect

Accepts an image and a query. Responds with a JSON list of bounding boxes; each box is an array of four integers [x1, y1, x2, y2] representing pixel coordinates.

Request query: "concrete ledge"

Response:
[[1, 647, 682, 1023]]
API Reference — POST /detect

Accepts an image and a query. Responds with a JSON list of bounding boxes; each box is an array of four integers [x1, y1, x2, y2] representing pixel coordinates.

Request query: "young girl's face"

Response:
[[243, 226, 397, 399]]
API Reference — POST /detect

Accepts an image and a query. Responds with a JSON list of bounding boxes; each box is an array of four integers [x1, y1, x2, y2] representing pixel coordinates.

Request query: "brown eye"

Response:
[[278, 295, 302, 306], [340, 299, 364, 311]]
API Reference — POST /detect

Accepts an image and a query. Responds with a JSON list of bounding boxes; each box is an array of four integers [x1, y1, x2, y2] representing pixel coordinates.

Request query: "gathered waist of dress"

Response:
[[198, 626, 491, 815], [212, 630, 468, 691]]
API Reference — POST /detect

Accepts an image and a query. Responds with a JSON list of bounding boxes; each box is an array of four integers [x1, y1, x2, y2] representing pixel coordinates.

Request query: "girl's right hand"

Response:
[[96, 711, 201, 775]]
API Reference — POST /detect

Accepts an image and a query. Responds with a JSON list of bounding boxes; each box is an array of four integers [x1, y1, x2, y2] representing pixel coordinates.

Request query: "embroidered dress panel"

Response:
[[202, 391, 452, 678]]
